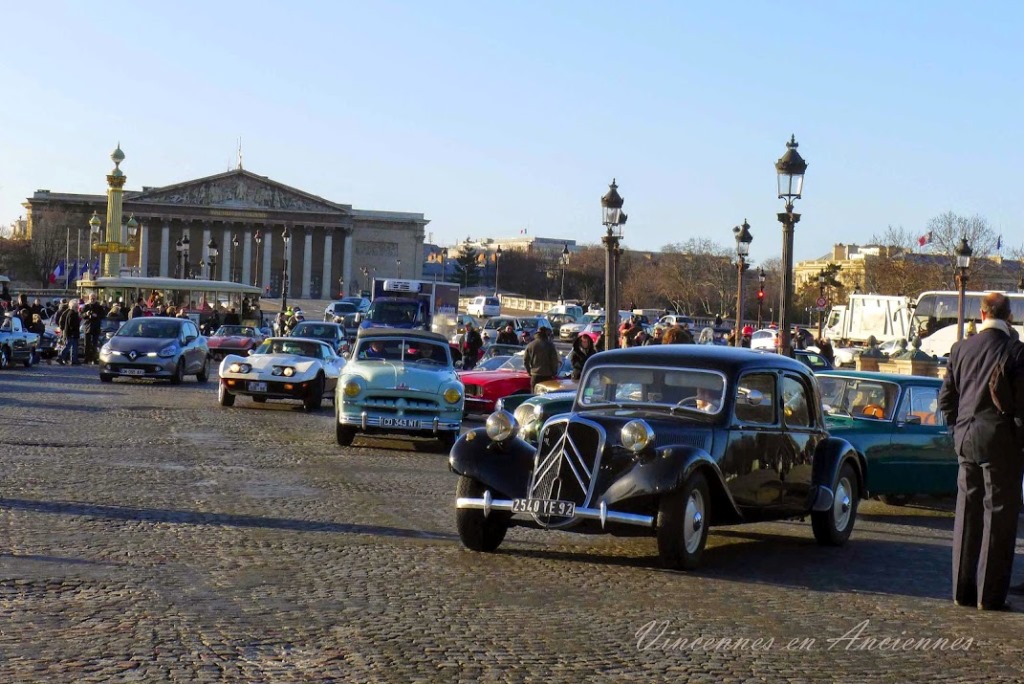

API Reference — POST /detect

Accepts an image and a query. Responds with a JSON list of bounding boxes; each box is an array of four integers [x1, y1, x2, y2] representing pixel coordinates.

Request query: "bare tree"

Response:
[[925, 211, 999, 285], [29, 208, 78, 287]]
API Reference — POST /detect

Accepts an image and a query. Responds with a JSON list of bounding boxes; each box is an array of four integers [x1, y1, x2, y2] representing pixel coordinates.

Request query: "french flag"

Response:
[[66, 259, 79, 285], [49, 259, 65, 284]]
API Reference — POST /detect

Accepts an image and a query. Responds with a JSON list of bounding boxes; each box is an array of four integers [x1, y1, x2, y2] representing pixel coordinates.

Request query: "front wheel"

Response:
[[303, 374, 324, 412], [812, 462, 859, 546], [455, 476, 510, 552], [218, 382, 235, 407], [170, 359, 185, 385], [336, 422, 356, 446], [657, 471, 710, 570], [196, 357, 209, 383]]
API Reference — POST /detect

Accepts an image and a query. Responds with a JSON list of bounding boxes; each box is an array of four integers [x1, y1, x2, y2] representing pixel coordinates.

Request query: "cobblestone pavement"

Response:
[[2, 364, 1024, 683]]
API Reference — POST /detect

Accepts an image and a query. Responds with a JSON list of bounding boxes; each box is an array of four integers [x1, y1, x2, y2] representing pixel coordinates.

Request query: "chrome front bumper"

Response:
[[456, 492, 654, 529], [340, 411, 461, 433]]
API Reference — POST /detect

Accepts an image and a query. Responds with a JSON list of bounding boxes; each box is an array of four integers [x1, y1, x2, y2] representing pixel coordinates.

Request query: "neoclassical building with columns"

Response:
[[24, 167, 428, 298]]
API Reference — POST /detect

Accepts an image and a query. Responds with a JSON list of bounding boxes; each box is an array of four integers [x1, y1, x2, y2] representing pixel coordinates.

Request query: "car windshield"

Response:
[[214, 325, 255, 337], [292, 323, 338, 339], [818, 375, 900, 420], [355, 338, 449, 365], [476, 356, 511, 370], [496, 355, 527, 372], [330, 303, 357, 314], [578, 365, 726, 415], [117, 319, 181, 339], [367, 301, 419, 324], [254, 339, 322, 358]]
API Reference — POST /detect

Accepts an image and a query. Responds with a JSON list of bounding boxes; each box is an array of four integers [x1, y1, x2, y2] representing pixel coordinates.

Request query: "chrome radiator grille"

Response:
[[528, 417, 605, 527]]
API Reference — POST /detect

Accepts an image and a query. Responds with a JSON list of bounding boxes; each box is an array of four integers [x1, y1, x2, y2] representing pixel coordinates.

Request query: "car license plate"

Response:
[[119, 368, 145, 376], [512, 498, 576, 517], [248, 381, 268, 392], [381, 417, 420, 428]]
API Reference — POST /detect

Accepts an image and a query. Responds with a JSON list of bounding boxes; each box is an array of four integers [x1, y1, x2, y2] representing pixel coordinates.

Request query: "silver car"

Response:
[[99, 317, 209, 384]]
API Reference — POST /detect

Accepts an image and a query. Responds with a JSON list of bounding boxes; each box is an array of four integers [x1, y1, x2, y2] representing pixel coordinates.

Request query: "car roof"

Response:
[[590, 345, 812, 377], [355, 327, 449, 343], [818, 369, 942, 386]]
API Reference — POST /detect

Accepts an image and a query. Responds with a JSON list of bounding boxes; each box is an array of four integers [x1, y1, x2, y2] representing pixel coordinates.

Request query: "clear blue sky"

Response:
[[1, 1, 1020, 264]]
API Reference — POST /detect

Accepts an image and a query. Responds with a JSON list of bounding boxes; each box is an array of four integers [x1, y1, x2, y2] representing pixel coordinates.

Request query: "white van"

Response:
[[545, 303, 583, 320], [467, 296, 501, 318]]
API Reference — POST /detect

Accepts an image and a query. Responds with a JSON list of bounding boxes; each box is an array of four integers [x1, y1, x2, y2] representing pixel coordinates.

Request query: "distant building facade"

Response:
[[23, 168, 428, 298]]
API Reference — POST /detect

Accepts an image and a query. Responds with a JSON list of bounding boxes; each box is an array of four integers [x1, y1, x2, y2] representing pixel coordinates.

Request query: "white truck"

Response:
[[360, 278, 460, 339], [824, 294, 913, 345]]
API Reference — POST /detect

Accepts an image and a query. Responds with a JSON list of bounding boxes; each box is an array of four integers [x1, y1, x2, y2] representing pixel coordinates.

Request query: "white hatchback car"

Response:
[[466, 296, 501, 318]]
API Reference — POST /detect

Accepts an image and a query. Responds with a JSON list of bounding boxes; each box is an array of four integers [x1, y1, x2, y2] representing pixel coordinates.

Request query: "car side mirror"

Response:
[[903, 415, 922, 425], [354, 313, 362, 323], [185, 335, 197, 344]]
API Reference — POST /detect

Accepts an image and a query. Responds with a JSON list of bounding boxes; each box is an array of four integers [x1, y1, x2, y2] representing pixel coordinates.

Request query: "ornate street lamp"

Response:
[[231, 233, 240, 282], [253, 229, 263, 287], [207, 238, 219, 281], [494, 245, 503, 296], [560, 243, 570, 302], [756, 267, 767, 329], [601, 179, 627, 350], [180, 235, 191, 279], [955, 237, 972, 342], [88, 211, 101, 270], [199, 258, 207, 280], [775, 135, 808, 356], [282, 226, 291, 312], [441, 247, 449, 283], [733, 221, 753, 347]]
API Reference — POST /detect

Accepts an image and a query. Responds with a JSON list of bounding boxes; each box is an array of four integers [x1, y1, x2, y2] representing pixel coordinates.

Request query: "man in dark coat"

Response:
[[80, 294, 106, 364], [523, 326, 560, 390], [938, 292, 1024, 611], [128, 297, 146, 320], [462, 322, 483, 370]]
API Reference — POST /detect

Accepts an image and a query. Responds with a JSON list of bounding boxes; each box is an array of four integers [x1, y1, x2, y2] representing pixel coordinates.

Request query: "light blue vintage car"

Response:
[[335, 327, 464, 450]]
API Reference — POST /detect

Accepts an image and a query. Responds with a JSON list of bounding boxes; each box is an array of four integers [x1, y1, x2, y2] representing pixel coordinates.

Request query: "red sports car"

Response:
[[459, 352, 572, 415], [207, 325, 266, 361]]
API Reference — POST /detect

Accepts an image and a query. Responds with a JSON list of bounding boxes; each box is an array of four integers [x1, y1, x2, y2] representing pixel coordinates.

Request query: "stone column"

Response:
[[322, 228, 334, 300], [222, 226, 232, 281], [138, 220, 149, 277], [301, 226, 313, 299], [201, 224, 211, 279], [262, 224, 273, 293], [159, 220, 170, 277], [242, 227, 252, 286], [342, 229, 354, 294]]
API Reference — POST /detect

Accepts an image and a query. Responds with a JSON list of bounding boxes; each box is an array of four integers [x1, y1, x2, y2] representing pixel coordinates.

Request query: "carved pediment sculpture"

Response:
[[130, 171, 344, 213]]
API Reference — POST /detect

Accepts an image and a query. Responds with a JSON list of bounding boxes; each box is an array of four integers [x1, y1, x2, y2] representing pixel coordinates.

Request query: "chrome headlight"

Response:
[[272, 366, 296, 377], [485, 410, 518, 442], [228, 362, 252, 374], [158, 345, 179, 358], [443, 387, 462, 404], [621, 419, 655, 454], [513, 402, 540, 429], [343, 379, 363, 398]]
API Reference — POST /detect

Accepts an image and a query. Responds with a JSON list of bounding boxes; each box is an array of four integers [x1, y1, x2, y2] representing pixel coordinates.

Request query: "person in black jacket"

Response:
[[938, 292, 1024, 611], [57, 299, 82, 365], [570, 334, 596, 381], [462, 322, 483, 370], [80, 294, 106, 364], [495, 324, 519, 345]]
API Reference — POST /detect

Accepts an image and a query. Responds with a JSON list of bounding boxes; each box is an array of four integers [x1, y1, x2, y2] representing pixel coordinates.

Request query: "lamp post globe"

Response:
[[955, 237, 973, 342], [774, 135, 808, 357], [601, 179, 627, 350], [733, 220, 753, 347]]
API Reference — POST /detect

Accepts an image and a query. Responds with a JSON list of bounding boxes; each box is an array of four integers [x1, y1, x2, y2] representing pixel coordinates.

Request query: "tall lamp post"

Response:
[[775, 135, 808, 357], [733, 220, 753, 346], [601, 179, 627, 350], [231, 233, 239, 282], [494, 245, 503, 296], [208, 238, 219, 281], [955, 237, 972, 342], [756, 267, 766, 329], [88, 211, 100, 271], [817, 270, 826, 339], [281, 226, 291, 313], [441, 247, 449, 283], [560, 243, 570, 302], [252, 229, 262, 287]]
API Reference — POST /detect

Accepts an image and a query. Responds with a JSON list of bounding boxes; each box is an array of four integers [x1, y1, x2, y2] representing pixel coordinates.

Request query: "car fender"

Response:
[[449, 428, 535, 498], [600, 446, 743, 524], [811, 436, 866, 507]]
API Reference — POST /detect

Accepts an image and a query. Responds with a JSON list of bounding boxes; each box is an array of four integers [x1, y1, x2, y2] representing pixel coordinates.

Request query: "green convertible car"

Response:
[[501, 369, 958, 506], [817, 370, 955, 505]]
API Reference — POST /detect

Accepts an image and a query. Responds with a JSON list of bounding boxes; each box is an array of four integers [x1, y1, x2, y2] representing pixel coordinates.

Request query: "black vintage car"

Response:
[[451, 345, 865, 569]]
